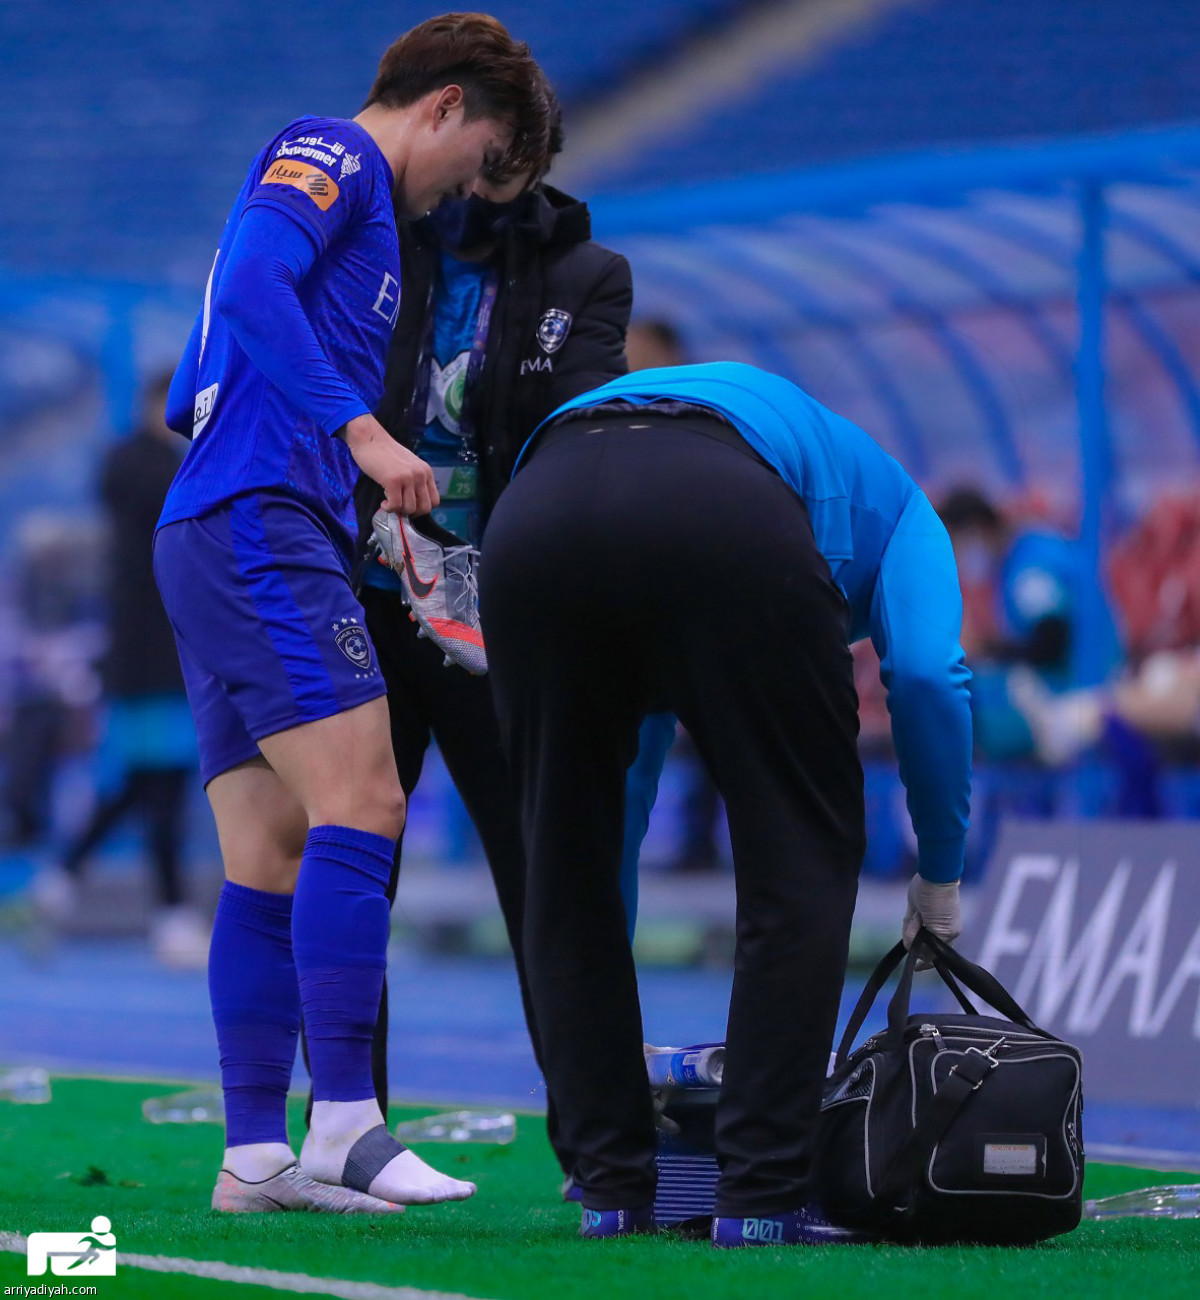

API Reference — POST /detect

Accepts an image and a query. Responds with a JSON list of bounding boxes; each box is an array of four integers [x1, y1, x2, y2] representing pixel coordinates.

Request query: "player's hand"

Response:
[[343, 414, 440, 516], [902, 875, 961, 970]]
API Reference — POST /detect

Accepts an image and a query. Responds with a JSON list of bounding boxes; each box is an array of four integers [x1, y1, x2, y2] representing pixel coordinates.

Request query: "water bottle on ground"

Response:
[[1085, 1183, 1200, 1219], [644, 1044, 724, 1088], [0, 1067, 51, 1104], [394, 1110, 516, 1143], [142, 1088, 224, 1124]]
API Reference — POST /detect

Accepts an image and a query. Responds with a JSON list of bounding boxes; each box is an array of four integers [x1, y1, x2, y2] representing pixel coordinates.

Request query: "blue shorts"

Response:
[[153, 492, 385, 785]]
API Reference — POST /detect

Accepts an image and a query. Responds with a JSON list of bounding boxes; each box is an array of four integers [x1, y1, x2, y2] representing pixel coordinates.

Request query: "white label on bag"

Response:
[[983, 1143, 1039, 1176]]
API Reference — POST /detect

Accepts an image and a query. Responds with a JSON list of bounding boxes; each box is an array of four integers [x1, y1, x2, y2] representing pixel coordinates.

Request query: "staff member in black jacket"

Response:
[[351, 101, 632, 1121]]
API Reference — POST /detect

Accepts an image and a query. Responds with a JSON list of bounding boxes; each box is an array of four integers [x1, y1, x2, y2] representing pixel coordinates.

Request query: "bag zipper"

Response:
[[914, 1023, 1045, 1046]]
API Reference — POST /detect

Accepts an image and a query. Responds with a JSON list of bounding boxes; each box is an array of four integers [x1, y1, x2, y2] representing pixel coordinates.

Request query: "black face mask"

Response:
[[429, 191, 533, 253]]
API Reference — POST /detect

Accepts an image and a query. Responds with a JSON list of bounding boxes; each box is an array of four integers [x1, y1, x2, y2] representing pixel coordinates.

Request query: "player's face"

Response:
[[400, 99, 514, 219]]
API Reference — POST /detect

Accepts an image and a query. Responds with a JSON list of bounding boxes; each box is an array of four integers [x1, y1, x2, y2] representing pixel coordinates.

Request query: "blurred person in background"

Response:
[[480, 361, 971, 1243], [33, 373, 207, 968], [351, 89, 631, 1142], [937, 486, 1121, 760], [152, 14, 548, 1214], [624, 318, 684, 373], [0, 518, 105, 850], [1010, 647, 1200, 770], [938, 485, 1159, 816], [1007, 491, 1200, 794]]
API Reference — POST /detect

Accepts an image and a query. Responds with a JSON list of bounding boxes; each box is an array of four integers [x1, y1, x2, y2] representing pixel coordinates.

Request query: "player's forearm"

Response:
[[887, 667, 972, 882], [874, 491, 973, 883], [215, 205, 368, 435]]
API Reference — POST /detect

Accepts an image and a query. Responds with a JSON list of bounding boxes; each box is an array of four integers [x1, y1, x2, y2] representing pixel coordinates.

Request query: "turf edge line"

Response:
[[0, 1233, 489, 1300], [1086, 1144, 1200, 1173]]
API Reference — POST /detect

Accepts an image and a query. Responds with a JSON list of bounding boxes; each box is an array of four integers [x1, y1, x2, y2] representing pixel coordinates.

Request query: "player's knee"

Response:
[[226, 840, 302, 894], [343, 778, 406, 842], [375, 781, 407, 841]]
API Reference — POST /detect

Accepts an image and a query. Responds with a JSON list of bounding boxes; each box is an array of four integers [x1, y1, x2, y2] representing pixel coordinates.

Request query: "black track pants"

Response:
[[360, 586, 553, 1144], [480, 415, 866, 1216]]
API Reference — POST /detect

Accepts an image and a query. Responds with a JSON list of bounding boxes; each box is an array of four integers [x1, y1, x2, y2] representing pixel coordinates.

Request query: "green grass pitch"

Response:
[[0, 1078, 1196, 1299]]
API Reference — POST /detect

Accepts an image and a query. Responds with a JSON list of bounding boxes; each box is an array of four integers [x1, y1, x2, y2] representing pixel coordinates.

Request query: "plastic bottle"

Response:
[[0, 1067, 51, 1104], [142, 1088, 224, 1124], [644, 1044, 724, 1088], [1084, 1183, 1200, 1219], [393, 1109, 516, 1143]]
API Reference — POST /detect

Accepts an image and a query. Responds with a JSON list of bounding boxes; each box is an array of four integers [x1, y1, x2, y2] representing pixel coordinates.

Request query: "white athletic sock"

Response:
[[302, 1100, 475, 1204], [221, 1141, 296, 1182]]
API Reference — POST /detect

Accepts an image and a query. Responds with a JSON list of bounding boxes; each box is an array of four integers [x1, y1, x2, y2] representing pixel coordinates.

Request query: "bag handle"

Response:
[[834, 940, 908, 1067], [937, 964, 979, 1016], [885, 937, 926, 1042], [834, 927, 1044, 1068], [918, 928, 1041, 1031]]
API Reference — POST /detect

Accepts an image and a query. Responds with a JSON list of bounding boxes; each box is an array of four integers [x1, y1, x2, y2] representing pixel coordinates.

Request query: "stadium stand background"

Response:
[[567, 0, 1200, 189]]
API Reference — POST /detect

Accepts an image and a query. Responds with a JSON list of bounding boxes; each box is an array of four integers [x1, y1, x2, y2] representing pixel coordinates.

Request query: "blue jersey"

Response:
[[532, 362, 973, 883], [160, 116, 401, 555]]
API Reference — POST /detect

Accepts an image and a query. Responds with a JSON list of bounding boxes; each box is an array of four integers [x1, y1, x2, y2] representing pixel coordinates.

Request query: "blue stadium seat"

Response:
[[0, 0, 745, 283], [592, 0, 1200, 190]]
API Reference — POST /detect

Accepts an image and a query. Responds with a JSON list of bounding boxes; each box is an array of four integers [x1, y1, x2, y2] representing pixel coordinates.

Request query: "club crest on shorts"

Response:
[[536, 308, 572, 354], [333, 619, 372, 670]]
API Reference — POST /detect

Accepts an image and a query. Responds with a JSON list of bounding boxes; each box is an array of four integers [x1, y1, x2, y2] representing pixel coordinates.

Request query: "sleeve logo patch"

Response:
[[261, 159, 340, 211]]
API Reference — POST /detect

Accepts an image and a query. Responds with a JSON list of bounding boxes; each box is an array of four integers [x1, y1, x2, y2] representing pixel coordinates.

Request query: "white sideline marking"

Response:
[[0, 1232, 488, 1300]]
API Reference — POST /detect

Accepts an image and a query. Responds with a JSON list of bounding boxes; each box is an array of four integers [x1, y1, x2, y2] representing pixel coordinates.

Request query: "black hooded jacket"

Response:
[[353, 184, 632, 568]]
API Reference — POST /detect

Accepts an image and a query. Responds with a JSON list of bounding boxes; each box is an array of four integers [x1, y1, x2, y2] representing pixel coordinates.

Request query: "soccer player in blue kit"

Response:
[[153, 15, 548, 1213]]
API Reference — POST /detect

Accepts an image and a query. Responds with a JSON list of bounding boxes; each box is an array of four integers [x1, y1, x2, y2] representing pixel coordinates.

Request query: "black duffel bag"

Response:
[[812, 926, 1084, 1245]]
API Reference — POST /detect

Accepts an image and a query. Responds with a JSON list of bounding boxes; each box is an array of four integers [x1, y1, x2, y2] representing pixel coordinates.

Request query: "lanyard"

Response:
[[409, 266, 500, 452]]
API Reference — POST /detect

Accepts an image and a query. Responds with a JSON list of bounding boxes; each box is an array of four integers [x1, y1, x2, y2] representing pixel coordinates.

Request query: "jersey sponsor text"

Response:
[[261, 159, 340, 211]]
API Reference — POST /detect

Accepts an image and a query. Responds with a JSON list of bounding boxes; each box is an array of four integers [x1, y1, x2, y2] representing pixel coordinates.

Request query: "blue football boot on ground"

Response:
[[580, 1206, 656, 1238], [711, 1205, 874, 1247]]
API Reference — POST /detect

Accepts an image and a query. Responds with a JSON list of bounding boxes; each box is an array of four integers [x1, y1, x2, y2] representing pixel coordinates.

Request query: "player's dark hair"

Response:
[[542, 86, 564, 174], [367, 13, 549, 179]]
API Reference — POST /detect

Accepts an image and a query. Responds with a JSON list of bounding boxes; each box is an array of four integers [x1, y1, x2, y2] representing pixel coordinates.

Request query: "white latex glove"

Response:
[[902, 875, 961, 968]]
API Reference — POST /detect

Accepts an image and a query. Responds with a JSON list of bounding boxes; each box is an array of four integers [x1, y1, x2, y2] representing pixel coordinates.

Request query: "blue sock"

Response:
[[292, 825, 394, 1104], [209, 881, 299, 1149]]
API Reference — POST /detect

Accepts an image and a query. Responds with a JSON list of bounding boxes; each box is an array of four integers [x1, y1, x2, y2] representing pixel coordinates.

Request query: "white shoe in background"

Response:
[[30, 865, 78, 924], [149, 905, 211, 969]]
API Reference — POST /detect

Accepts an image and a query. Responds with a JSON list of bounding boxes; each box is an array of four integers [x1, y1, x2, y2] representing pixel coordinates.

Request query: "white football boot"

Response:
[[212, 1162, 404, 1214], [372, 510, 487, 675]]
